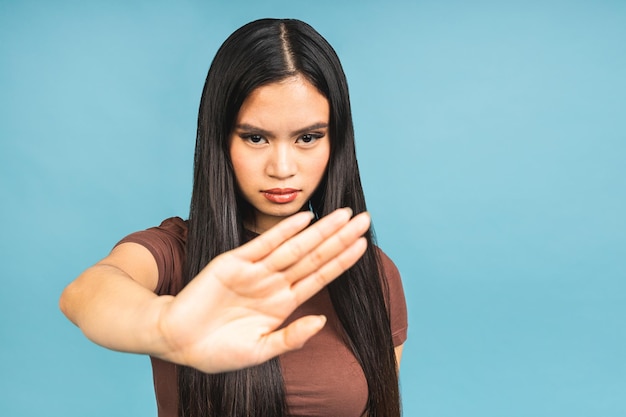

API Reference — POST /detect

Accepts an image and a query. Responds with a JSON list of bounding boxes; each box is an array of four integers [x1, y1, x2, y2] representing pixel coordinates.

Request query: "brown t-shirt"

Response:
[[118, 217, 408, 417]]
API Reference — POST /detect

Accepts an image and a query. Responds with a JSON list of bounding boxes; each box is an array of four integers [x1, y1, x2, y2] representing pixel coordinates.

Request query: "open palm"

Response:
[[155, 208, 370, 373]]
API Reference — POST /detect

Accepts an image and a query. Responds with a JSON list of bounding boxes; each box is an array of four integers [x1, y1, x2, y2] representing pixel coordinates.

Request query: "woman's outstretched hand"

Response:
[[155, 208, 370, 373]]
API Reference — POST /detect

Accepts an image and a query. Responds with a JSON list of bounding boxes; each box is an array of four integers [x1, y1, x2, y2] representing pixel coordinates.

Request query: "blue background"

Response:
[[1, 0, 625, 416]]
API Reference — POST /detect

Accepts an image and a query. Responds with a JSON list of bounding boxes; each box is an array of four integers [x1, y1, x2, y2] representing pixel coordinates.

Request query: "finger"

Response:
[[291, 236, 368, 305], [234, 211, 314, 262], [258, 315, 327, 359], [284, 211, 370, 283], [260, 207, 354, 272]]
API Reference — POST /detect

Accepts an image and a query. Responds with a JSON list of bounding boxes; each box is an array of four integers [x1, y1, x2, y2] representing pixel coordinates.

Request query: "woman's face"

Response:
[[230, 75, 331, 233]]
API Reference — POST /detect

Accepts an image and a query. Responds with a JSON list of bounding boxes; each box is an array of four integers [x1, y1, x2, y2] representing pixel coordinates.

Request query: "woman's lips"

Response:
[[262, 188, 300, 204]]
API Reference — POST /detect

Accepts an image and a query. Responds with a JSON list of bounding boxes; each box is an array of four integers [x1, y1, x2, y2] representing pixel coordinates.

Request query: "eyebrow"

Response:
[[234, 122, 329, 139]]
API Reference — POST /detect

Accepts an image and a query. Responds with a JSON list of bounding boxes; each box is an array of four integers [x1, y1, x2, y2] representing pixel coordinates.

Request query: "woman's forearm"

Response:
[[59, 264, 173, 356]]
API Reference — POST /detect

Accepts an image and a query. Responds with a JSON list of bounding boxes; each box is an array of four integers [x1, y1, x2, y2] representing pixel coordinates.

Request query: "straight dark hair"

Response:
[[181, 18, 400, 417]]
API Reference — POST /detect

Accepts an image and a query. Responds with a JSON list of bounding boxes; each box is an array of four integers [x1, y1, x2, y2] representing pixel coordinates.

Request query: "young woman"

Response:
[[60, 18, 407, 417]]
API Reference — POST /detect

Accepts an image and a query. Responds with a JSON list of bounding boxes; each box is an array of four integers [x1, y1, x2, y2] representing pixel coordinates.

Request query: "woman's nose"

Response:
[[267, 144, 296, 179]]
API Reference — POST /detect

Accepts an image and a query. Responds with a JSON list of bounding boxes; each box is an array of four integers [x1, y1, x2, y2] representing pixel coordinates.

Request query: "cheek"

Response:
[[232, 160, 253, 186], [230, 152, 251, 187], [316, 156, 329, 175], [308, 149, 331, 184], [316, 146, 331, 174]]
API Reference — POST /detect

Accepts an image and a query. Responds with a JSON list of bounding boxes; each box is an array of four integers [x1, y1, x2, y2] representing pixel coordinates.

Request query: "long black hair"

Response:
[[181, 18, 400, 417]]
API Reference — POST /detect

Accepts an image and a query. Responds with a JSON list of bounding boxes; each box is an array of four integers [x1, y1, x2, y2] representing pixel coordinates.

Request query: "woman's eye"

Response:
[[243, 135, 266, 144], [297, 133, 323, 144]]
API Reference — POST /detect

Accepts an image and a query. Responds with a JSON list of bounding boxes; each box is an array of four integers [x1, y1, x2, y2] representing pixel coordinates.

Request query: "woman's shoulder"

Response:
[[116, 217, 188, 295], [375, 246, 401, 283], [152, 216, 189, 238], [120, 216, 188, 244]]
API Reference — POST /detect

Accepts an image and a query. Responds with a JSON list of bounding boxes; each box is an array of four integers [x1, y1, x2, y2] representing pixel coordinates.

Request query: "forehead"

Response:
[[236, 76, 329, 129]]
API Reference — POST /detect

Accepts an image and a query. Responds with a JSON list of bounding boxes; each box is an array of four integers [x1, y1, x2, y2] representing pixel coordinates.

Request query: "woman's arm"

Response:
[[59, 242, 169, 354], [60, 208, 370, 373]]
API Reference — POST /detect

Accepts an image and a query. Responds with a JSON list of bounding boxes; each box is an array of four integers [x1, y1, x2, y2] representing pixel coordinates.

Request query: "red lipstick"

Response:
[[262, 188, 300, 204]]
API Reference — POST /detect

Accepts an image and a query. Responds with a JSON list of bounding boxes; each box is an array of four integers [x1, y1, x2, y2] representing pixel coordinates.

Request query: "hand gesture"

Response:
[[156, 208, 370, 373]]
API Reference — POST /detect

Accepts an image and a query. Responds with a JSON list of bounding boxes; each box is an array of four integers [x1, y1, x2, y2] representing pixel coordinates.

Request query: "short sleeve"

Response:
[[115, 217, 188, 296], [377, 248, 408, 347]]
